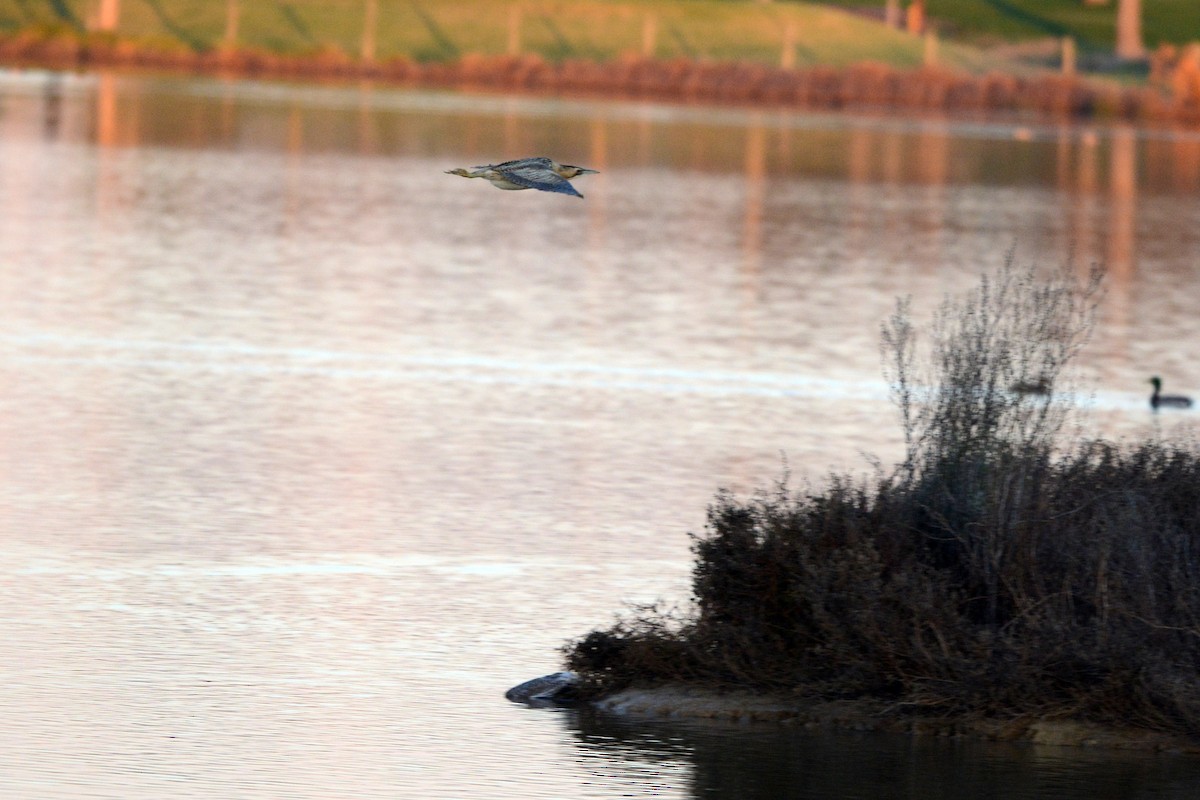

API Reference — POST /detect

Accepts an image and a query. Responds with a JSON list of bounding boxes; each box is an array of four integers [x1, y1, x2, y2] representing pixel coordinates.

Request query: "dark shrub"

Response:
[[565, 255, 1200, 735]]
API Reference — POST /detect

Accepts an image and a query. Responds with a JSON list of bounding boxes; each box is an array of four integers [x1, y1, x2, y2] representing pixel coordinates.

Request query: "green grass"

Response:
[[2, 1, 1183, 78], [829, 0, 1200, 52], [0, 0, 1017, 72]]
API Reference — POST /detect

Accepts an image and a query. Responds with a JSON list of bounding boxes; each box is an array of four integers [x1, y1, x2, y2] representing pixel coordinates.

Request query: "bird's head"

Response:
[[1150, 376, 1163, 390], [555, 164, 599, 179]]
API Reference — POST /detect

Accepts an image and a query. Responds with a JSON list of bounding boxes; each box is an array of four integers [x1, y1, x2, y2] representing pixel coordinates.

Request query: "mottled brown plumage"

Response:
[[446, 157, 598, 198]]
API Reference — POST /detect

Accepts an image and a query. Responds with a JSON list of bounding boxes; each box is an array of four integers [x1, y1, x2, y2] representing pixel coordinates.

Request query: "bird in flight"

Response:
[[446, 157, 599, 198]]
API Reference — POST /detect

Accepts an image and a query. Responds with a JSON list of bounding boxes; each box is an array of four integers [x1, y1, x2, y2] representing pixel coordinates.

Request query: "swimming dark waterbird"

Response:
[[1010, 376, 1051, 396], [1149, 376, 1193, 410], [445, 157, 599, 198]]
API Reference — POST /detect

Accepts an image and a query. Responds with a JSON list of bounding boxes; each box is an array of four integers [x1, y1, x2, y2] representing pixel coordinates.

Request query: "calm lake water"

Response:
[[1, 69, 1199, 798]]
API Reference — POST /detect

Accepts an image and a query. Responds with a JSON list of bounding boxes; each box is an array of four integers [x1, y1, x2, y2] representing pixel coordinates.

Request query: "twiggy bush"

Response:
[[883, 254, 1102, 628], [565, 256, 1200, 735]]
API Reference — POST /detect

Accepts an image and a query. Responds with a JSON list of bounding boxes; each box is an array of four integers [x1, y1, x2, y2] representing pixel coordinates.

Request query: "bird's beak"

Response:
[[578, 168, 600, 175]]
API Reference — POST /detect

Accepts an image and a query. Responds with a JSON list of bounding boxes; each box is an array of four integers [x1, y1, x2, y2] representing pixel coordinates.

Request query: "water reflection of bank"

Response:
[[24, 72, 1195, 285], [565, 707, 1200, 800], [4, 68, 1199, 800], [4, 70, 1198, 418]]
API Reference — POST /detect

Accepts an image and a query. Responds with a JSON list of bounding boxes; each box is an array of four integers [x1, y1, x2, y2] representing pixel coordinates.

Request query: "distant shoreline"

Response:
[[2, 30, 1198, 127]]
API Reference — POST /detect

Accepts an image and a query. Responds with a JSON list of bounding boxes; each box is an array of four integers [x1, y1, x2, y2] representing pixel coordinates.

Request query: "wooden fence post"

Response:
[[923, 28, 937, 66], [885, 0, 900, 29], [1115, 0, 1145, 60], [780, 19, 796, 69], [1062, 37, 1076, 76], [96, 0, 119, 31], [906, 0, 924, 35], [224, 0, 240, 49], [362, 0, 378, 61], [642, 14, 657, 58], [508, 5, 522, 55]]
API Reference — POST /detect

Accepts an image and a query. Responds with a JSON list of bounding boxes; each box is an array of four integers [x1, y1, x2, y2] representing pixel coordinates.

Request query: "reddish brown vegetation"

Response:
[[3, 29, 1200, 124], [1152, 43, 1200, 116]]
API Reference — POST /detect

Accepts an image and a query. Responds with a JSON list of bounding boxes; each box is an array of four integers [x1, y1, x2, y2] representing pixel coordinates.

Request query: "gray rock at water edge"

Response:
[[505, 671, 580, 706]]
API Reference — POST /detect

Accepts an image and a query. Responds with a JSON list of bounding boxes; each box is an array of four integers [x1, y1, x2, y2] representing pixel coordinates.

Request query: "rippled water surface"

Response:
[[1, 70, 1199, 798]]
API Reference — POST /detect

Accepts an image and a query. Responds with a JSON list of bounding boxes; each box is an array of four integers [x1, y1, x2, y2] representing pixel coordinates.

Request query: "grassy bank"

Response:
[[834, 0, 1200, 52], [0, 0, 999, 69], [565, 257, 1200, 740], [4, 1, 1197, 65], [4, 4, 1199, 125]]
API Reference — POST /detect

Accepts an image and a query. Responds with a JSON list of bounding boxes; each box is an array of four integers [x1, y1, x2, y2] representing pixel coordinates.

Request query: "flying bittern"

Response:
[[445, 157, 599, 198]]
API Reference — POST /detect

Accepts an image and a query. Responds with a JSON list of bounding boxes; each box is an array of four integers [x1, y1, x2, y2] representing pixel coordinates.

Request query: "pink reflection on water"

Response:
[[0, 72, 1198, 798]]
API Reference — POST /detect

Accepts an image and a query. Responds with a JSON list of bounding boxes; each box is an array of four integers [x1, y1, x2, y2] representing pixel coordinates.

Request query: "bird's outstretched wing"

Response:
[[492, 157, 554, 170], [498, 163, 585, 197]]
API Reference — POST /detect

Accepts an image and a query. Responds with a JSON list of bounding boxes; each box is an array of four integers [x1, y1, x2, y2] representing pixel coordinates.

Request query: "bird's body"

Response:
[[1010, 377, 1051, 396], [446, 157, 598, 198], [1150, 376, 1193, 410]]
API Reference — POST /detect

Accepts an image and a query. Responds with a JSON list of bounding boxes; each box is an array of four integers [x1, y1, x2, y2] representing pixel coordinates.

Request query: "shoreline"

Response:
[[2, 30, 1199, 127], [593, 684, 1200, 754]]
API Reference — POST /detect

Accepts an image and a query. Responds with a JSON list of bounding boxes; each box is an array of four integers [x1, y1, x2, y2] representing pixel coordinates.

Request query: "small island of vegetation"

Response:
[[564, 256, 1200, 747]]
